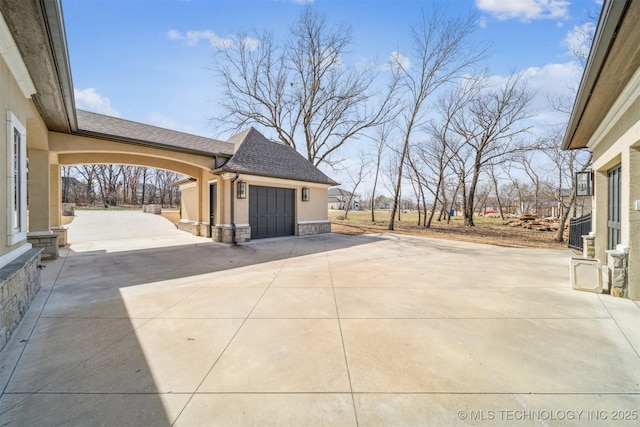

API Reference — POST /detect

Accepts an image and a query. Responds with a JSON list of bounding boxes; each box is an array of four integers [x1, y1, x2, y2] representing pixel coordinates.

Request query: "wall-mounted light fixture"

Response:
[[302, 187, 310, 202], [237, 181, 247, 199], [575, 171, 593, 196]]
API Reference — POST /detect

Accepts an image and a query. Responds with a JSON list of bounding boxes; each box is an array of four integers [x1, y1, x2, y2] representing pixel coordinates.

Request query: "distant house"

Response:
[[328, 188, 359, 210], [562, 0, 639, 299], [550, 189, 592, 219]]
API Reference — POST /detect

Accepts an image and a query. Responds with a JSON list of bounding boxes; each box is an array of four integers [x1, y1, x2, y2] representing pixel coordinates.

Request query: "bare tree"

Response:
[[542, 132, 592, 241], [488, 164, 506, 220], [513, 151, 545, 216], [213, 7, 399, 167], [388, 8, 486, 230], [370, 124, 392, 222], [341, 151, 370, 220], [452, 72, 534, 226], [420, 76, 482, 227], [73, 165, 98, 205]]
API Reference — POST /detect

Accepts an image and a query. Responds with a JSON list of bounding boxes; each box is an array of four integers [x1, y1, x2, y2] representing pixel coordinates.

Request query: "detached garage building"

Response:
[[178, 128, 338, 243]]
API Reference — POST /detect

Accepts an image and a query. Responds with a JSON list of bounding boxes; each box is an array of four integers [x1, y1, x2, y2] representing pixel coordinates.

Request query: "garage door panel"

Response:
[[249, 185, 295, 239]]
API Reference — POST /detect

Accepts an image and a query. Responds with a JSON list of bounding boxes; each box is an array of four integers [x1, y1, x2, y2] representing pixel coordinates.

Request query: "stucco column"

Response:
[[27, 148, 50, 232], [49, 162, 61, 228], [194, 169, 210, 237], [628, 146, 640, 300], [26, 148, 59, 259]]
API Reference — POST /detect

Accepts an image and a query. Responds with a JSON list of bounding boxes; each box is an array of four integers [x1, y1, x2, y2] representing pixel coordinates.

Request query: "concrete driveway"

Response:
[[1, 210, 639, 426]]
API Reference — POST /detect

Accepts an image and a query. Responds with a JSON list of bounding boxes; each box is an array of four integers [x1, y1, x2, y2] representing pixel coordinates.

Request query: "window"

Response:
[[607, 164, 621, 250], [7, 111, 27, 245]]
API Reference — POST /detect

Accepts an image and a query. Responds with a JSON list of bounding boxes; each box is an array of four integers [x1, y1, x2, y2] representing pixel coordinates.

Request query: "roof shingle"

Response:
[[76, 109, 235, 156], [219, 128, 338, 186], [75, 110, 336, 186]]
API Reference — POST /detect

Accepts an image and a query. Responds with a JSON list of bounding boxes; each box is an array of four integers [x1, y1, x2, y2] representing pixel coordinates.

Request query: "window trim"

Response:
[[607, 164, 622, 250], [7, 111, 27, 245]]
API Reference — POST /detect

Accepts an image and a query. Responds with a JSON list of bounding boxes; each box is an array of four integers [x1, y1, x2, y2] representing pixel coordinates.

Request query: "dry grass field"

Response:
[[329, 209, 570, 249]]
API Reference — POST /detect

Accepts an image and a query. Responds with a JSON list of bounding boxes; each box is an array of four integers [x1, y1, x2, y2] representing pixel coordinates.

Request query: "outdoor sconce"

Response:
[[302, 187, 310, 202], [237, 181, 247, 199], [575, 171, 593, 196]]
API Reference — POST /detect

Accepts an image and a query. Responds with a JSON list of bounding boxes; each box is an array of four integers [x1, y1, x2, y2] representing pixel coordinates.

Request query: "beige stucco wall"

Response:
[[50, 132, 212, 177], [179, 182, 199, 223], [587, 67, 640, 300], [1, 48, 32, 260]]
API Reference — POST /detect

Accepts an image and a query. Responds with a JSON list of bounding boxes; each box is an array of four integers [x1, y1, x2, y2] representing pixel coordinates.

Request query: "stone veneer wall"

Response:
[[142, 204, 162, 214], [298, 221, 331, 236], [0, 248, 42, 350], [176, 221, 210, 238]]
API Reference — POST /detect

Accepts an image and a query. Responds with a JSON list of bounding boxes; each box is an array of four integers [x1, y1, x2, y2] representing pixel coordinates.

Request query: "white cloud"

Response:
[[475, 0, 570, 22], [476, 62, 582, 130], [292, 0, 314, 4], [74, 88, 121, 117], [381, 51, 411, 73], [167, 29, 260, 51], [563, 22, 595, 60]]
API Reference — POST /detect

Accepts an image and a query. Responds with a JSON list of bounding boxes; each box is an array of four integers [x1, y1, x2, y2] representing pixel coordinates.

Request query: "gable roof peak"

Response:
[[218, 127, 338, 186]]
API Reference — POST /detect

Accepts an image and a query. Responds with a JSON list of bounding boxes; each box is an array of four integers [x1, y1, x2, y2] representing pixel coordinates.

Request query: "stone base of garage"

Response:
[[180, 221, 331, 244], [298, 220, 331, 236]]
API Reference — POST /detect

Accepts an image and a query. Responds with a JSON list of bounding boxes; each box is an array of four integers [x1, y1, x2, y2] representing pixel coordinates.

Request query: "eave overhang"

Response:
[[0, 0, 77, 132], [562, 0, 639, 150]]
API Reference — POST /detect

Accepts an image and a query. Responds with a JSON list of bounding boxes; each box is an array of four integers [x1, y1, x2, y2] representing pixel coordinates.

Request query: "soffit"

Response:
[[0, 0, 74, 132]]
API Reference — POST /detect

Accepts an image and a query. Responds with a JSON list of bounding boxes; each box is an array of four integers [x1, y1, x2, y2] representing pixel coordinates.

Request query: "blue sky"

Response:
[[63, 0, 601, 139], [62, 0, 600, 199]]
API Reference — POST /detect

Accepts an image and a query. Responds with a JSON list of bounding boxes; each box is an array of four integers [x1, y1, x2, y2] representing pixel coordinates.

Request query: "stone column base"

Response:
[[582, 234, 595, 258], [213, 224, 251, 244], [607, 247, 629, 298], [51, 227, 67, 247], [27, 231, 59, 260]]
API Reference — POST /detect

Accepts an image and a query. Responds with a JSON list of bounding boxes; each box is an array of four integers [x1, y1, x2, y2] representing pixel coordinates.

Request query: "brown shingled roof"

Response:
[[76, 109, 235, 156], [218, 128, 338, 186], [75, 111, 337, 186]]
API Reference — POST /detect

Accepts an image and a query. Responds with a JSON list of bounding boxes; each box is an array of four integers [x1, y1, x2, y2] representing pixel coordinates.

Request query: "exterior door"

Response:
[[249, 186, 295, 239], [607, 165, 621, 250]]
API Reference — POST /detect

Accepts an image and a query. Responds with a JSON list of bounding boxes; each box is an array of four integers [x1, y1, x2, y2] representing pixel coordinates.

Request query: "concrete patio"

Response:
[[1, 210, 639, 426]]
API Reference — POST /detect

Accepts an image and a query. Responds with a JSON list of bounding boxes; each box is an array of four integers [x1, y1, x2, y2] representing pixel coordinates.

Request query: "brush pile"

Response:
[[503, 215, 566, 233]]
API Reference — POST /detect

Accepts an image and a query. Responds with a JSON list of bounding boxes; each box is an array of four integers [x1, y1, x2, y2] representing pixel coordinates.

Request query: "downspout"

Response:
[[230, 172, 239, 244]]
